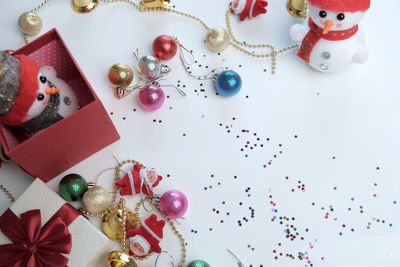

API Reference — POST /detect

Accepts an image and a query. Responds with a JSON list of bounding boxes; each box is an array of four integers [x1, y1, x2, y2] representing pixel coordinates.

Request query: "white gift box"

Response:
[[0, 178, 113, 267]]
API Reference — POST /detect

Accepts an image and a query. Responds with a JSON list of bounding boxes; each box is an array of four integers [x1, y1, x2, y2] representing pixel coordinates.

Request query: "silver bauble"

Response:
[[136, 55, 170, 80], [83, 186, 112, 214]]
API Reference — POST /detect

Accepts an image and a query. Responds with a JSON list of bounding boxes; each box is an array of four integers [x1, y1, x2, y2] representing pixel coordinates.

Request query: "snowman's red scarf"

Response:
[[298, 18, 358, 63]]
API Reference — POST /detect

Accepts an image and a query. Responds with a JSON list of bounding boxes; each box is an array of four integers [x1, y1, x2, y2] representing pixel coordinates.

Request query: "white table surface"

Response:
[[1, 0, 400, 266]]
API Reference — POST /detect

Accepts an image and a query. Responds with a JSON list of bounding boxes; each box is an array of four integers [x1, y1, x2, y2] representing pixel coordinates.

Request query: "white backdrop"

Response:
[[1, 0, 400, 266]]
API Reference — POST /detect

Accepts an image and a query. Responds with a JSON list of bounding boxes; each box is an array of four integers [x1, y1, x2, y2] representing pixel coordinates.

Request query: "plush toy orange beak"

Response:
[[45, 87, 61, 95], [322, 20, 333, 34]]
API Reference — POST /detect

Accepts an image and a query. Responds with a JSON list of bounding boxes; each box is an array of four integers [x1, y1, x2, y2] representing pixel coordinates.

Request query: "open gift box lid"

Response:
[[0, 28, 120, 182]]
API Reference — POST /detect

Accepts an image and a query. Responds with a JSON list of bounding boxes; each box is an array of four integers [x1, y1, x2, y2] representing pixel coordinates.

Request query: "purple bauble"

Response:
[[159, 190, 188, 219], [138, 84, 165, 111]]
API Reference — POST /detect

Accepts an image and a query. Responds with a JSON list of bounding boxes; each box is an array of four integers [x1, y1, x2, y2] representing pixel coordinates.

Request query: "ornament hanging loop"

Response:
[[133, 49, 140, 61], [116, 78, 143, 99], [212, 73, 220, 81], [113, 155, 122, 165], [155, 251, 175, 267], [112, 155, 128, 175], [139, 177, 156, 212], [94, 167, 116, 186], [155, 78, 186, 96], [160, 65, 172, 77], [227, 249, 245, 267], [174, 37, 195, 67], [116, 86, 134, 99], [0, 144, 9, 164], [174, 37, 226, 82]]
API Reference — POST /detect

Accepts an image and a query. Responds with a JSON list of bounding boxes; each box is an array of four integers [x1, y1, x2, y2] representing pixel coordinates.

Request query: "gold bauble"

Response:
[[102, 207, 139, 240], [82, 186, 112, 214], [141, 0, 171, 9], [108, 251, 138, 267], [287, 0, 308, 18], [108, 64, 134, 88], [206, 27, 230, 53], [71, 0, 99, 13], [18, 12, 42, 36]]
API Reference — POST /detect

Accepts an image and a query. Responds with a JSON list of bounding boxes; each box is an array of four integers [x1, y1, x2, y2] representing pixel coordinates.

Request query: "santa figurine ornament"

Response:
[[0, 51, 79, 135], [116, 163, 163, 196], [126, 214, 165, 257], [289, 0, 371, 72], [230, 0, 268, 21]]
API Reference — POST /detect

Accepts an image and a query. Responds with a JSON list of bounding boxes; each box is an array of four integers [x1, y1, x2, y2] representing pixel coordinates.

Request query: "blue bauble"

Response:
[[215, 70, 242, 97]]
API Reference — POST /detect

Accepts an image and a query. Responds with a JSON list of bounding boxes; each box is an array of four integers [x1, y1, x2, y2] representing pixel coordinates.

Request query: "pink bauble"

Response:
[[138, 84, 165, 111], [159, 190, 188, 219]]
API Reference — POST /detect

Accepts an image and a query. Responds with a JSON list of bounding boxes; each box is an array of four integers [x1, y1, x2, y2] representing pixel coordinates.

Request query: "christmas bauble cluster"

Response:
[[59, 165, 189, 220], [107, 35, 180, 111], [59, 174, 112, 215]]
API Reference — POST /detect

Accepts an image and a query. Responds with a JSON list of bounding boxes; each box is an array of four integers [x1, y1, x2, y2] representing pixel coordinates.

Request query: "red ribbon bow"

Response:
[[0, 204, 79, 267]]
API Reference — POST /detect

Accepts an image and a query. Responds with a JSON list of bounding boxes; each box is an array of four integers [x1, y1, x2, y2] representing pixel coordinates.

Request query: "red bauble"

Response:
[[152, 35, 177, 61]]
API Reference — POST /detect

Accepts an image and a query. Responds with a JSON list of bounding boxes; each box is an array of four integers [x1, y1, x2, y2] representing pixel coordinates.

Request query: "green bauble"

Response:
[[186, 260, 210, 267], [59, 174, 88, 202]]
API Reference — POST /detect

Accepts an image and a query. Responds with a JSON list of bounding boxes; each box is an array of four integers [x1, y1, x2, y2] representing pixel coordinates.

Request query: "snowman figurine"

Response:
[[0, 51, 79, 135], [290, 0, 371, 72], [230, 0, 268, 21]]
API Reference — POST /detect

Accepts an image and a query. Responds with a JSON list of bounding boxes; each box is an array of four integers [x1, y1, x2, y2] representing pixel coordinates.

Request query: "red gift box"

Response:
[[0, 28, 120, 182]]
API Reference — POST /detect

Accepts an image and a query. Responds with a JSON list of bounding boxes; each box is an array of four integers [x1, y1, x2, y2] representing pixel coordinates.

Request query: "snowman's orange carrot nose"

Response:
[[322, 20, 333, 34], [45, 87, 61, 95]]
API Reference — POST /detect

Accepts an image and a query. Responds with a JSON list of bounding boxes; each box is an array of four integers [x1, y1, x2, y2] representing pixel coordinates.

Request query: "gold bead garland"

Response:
[[118, 199, 129, 253], [0, 184, 15, 203], [225, 9, 299, 74], [21, 0, 300, 73]]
